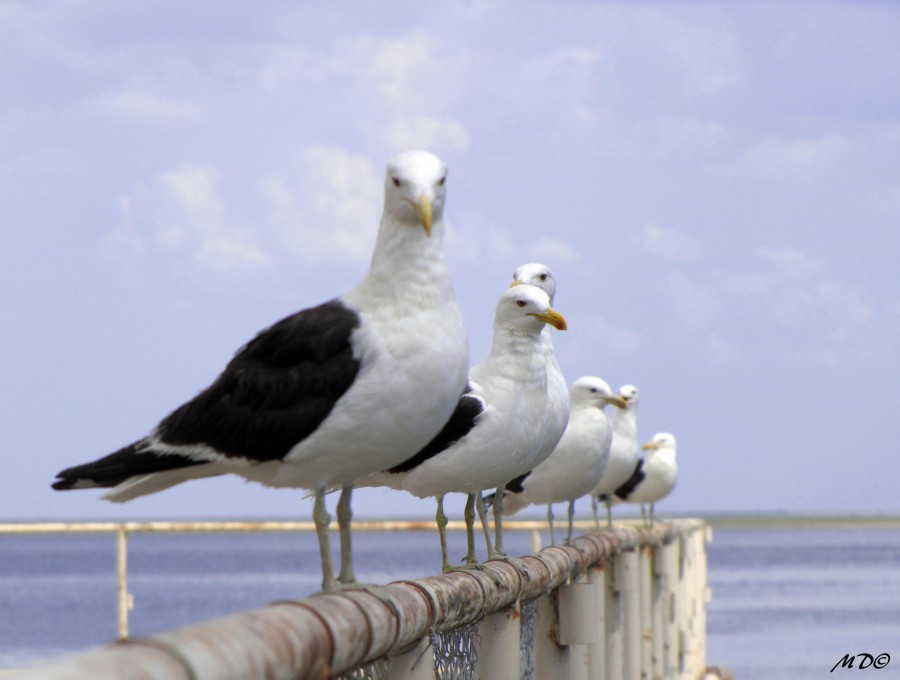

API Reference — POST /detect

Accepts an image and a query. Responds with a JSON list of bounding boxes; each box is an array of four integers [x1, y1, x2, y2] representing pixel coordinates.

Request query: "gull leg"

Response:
[[491, 487, 506, 558], [640, 504, 647, 526], [337, 484, 355, 585], [649, 503, 655, 527], [462, 493, 480, 567], [591, 495, 601, 532], [482, 489, 529, 579], [565, 499, 575, 545], [436, 495, 453, 572], [547, 504, 555, 546], [475, 492, 494, 557], [605, 498, 613, 529], [313, 486, 336, 592]]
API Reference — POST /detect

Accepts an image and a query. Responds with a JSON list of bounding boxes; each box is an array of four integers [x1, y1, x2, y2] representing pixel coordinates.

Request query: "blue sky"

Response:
[[2, 1, 899, 521]]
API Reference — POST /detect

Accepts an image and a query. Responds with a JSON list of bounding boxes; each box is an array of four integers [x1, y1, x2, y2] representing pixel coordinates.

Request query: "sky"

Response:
[[1, 1, 899, 522]]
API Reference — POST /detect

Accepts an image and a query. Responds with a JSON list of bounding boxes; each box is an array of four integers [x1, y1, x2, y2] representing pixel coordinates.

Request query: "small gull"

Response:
[[361, 283, 566, 571]]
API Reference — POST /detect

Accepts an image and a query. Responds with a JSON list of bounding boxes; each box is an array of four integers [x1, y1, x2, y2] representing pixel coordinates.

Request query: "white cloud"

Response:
[[631, 6, 741, 95], [756, 246, 825, 279], [729, 135, 852, 179], [446, 212, 581, 272], [719, 246, 826, 298], [104, 164, 267, 277], [647, 115, 731, 162], [353, 29, 447, 106], [703, 244, 877, 365], [815, 280, 872, 326], [82, 89, 203, 124], [664, 271, 721, 328], [445, 212, 517, 266], [382, 115, 469, 153], [262, 145, 382, 263], [526, 237, 581, 265], [633, 223, 703, 261], [100, 195, 146, 265], [573, 314, 645, 363]]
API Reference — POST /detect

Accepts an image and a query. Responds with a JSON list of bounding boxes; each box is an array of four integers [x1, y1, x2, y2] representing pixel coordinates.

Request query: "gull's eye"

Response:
[[590, 387, 598, 393], [437, 175, 446, 186], [539, 273, 548, 281], [516, 299, 527, 308], [391, 177, 401, 188]]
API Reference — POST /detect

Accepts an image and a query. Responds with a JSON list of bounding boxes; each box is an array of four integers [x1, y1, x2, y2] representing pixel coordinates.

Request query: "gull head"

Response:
[[614, 384, 640, 410], [384, 151, 448, 236], [511, 263, 557, 303], [642, 432, 677, 454], [495, 283, 567, 333], [570, 376, 628, 409]]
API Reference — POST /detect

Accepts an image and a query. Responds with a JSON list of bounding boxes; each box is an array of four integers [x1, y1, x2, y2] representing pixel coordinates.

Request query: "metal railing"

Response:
[[6, 518, 709, 679]]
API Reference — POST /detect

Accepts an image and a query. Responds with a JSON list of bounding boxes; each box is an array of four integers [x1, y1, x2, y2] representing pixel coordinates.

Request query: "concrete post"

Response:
[[587, 564, 607, 680], [617, 550, 641, 680], [478, 605, 521, 680]]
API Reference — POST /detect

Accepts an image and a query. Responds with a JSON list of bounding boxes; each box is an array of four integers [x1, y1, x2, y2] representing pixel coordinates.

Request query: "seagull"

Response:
[[510, 263, 570, 483], [592, 384, 640, 528], [360, 283, 566, 571], [614, 432, 678, 526], [52, 150, 469, 592], [493, 263, 570, 555], [488, 377, 625, 545]]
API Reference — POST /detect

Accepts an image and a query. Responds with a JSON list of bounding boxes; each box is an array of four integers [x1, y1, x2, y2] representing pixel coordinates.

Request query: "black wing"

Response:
[[53, 299, 362, 491], [483, 470, 532, 509], [157, 298, 361, 461], [614, 459, 646, 500], [52, 442, 204, 490], [504, 470, 531, 493], [387, 382, 484, 473]]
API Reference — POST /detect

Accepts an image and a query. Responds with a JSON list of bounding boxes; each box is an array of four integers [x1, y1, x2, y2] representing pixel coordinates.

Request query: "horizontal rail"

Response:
[[12, 519, 708, 680], [0, 519, 594, 533]]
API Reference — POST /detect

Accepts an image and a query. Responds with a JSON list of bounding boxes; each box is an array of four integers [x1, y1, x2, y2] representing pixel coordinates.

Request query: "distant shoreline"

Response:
[[699, 514, 900, 529]]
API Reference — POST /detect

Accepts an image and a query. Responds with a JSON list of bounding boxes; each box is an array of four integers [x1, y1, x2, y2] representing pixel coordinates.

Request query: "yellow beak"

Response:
[[606, 395, 628, 409], [642, 441, 659, 451], [509, 279, 523, 288], [530, 308, 567, 331], [414, 193, 433, 237]]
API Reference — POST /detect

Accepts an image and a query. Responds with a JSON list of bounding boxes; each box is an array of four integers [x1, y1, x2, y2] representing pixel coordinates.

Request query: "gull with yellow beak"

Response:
[[510, 264, 570, 476], [488, 377, 627, 545], [592, 384, 641, 528], [51, 150, 468, 592], [613, 432, 679, 526], [361, 283, 566, 571]]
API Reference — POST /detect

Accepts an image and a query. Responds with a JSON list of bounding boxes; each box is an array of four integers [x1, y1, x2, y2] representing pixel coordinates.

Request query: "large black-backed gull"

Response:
[[52, 150, 469, 591]]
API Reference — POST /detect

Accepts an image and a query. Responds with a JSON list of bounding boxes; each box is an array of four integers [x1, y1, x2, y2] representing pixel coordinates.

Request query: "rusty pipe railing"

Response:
[[14, 519, 709, 680]]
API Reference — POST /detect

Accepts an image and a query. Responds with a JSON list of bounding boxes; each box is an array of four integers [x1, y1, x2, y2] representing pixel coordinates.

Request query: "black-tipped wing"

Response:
[[53, 299, 362, 490], [156, 299, 361, 461], [504, 471, 531, 493], [614, 459, 646, 500], [52, 442, 204, 490], [387, 383, 484, 473], [483, 470, 531, 509]]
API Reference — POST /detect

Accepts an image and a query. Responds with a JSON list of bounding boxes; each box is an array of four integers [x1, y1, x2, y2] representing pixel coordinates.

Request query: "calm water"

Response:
[[2, 526, 899, 678]]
